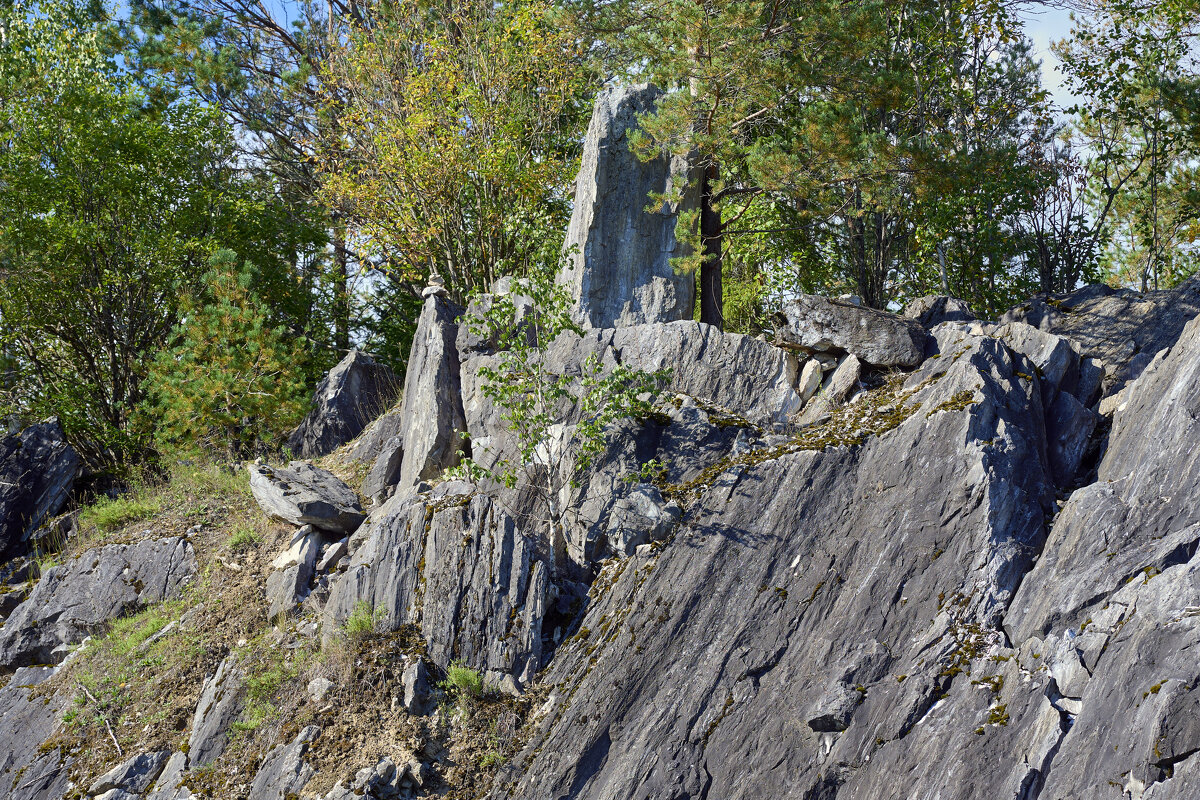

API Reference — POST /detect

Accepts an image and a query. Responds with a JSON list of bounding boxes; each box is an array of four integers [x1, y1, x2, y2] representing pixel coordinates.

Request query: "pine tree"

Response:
[[143, 251, 309, 459]]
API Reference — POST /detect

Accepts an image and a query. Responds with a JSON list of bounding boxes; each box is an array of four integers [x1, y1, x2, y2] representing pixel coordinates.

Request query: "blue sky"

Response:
[[1020, 4, 1082, 113]]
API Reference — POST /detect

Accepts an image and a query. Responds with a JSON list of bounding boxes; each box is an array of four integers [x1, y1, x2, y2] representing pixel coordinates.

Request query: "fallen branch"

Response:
[[79, 683, 122, 757]]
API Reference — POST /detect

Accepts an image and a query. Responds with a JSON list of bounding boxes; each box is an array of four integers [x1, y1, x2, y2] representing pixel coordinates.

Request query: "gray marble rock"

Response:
[[0, 418, 79, 562], [460, 322, 803, 474], [266, 526, 321, 620], [288, 350, 399, 458], [0, 665, 72, 800], [349, 411, 404, 464], [248, 462, 365, 534], [559, 83, 696, 329], [903, 295, 976, 328], [0, 536, 195, 669], [490, 326, 1058, 800], [323, 487, 549, 685], [774, 293, 929, 367], [402, 658, 431, 714], [396, 295, 467, 491], [1000, 276, 1200, 396], [362, 435, 404, 504], [247, 725, 318, 800], [188, 656, 243, 767], [90, 750, 171, 795]]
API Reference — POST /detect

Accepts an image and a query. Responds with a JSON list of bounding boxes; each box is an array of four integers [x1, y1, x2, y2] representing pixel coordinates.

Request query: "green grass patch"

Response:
[[443, 661, 484, 699], [79, 495, 162, 534], [343, 601, 385, 639], [225, 525, 262, 553]]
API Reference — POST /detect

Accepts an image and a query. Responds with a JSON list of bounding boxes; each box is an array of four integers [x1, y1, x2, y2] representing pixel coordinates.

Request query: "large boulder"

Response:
[[558, 83, 697, 329], [396, 296, 468, 491], [248, 462, 365, 534], [903, 294, 976, 328], [0, 418, 79, 561], [288, 350, 399, 459], [460, 321, 803, 475], [0, 536, 196, 670], [349, 410, 404, 464], [324, 484, 550, 685], [773, 294, 929, 368]]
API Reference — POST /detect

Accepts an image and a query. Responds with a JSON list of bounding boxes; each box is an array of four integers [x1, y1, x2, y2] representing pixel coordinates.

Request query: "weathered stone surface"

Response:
[[603, 483, 681, 556], [1001, 276, 1200, 396], [324, 486, 549, 684], [461, 322, 802, 473], [0, 537, 195, 669], [0, 666, 71, 800], [559, 83, 696, 329], [248, 462, 365, 534], [349, 411, 403, 464], [0, 418, 79, 562], [1008, 313, 1200, 643], [903, 295, 976, 328], [362, 435, 404, 504], [402, 658, 430, 714], [90, 750, 170, 795], [491, 326, 1058, 800], [145, 751, 189, 800], [288, 350, 399, 459], [266, 526, 321, 620], [797, 354, 862, 427], [188, 656, 243, 767], [774, 294, 929, 367], [797, 359, 822, 403], [396, 296, 467, 491], [247, 725, 318, 800]]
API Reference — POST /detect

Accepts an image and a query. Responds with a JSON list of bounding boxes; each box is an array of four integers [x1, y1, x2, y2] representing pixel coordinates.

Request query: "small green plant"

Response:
[[448, 262, 670, 539], [225, 526, 262, 553], [479, 750, 505, 769], [79, 495, 162, 534], [442, 661, 484, 699], [343, 601, 385, 639]]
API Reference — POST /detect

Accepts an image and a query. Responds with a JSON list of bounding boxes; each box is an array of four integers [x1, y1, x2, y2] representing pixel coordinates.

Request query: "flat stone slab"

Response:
[[774, 294, 928, 368], [0, 536, 196, 669], [248, 462, 365, 534]]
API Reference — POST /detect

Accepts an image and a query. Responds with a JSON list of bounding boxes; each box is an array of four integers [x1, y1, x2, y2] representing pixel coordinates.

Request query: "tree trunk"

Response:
[[699, 163, 723, 329], [332, 226, 350, 353]]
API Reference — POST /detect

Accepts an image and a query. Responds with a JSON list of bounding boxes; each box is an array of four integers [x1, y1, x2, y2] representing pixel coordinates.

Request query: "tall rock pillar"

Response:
[[559, 84, 697, 329]]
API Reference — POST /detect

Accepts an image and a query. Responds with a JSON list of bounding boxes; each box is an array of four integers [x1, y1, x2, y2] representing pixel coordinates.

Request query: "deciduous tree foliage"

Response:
[[317, 0, 594, 302], [0, 0, 316, 468]]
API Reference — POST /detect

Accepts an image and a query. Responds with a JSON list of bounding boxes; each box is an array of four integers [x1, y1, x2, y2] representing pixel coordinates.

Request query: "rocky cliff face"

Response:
[[9, 278, 1200, 800]]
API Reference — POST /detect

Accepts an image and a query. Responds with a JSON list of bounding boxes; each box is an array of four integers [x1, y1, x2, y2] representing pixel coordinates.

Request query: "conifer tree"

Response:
[[143, 251, 309, 459]]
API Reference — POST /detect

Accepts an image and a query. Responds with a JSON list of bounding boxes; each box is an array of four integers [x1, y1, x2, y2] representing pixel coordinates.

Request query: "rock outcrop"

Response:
[[1001, 276, 1200, 395], [774, 293, 929, 367], [903, 294, 976, 327], [248, 461, 365, 534], [0, 665, 72, 799], [558, 83, 697, 329], [288, 350, 399, 459], [0, 536, 195, 669], [0, 418, 79, 562], [396, 295, 467, 492]]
